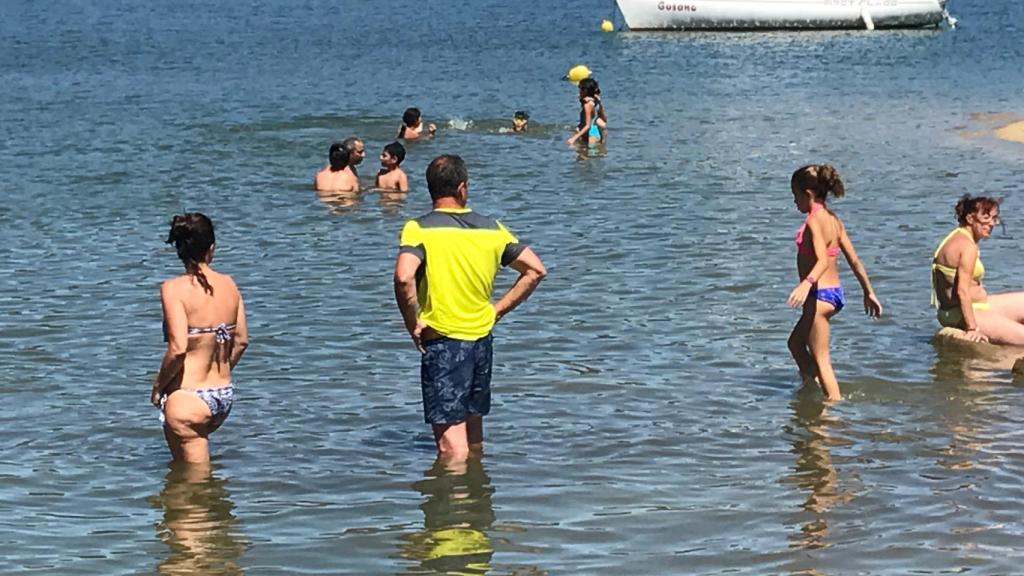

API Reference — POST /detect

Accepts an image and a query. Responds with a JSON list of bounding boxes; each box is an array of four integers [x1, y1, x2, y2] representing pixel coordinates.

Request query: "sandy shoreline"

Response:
[[994, 120, 1024, 144]]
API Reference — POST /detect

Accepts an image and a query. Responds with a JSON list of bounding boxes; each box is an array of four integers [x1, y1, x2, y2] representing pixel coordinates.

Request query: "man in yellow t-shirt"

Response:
[[394, 155, 546, 461]]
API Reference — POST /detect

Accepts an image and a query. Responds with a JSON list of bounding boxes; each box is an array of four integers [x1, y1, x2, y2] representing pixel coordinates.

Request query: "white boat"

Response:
[[615, 0, 949, 31]]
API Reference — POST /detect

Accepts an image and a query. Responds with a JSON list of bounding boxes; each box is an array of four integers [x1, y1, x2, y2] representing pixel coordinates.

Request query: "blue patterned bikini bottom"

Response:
[[812, 286, 845, 313], [160, 385, 234, 423]]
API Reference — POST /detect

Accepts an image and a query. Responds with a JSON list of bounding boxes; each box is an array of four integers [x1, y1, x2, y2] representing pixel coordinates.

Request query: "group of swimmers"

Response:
[[151, 69, 1024, 462], [312, 107, 442, 194], [312, 78, 610, 196]]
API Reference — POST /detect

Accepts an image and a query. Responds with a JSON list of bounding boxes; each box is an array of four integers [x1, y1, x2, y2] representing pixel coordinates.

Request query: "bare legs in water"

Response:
[[789, 298, 842, 401]]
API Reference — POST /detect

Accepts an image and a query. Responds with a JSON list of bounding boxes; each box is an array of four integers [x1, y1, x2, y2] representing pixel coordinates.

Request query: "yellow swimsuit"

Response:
[[931, 227, 989, 328]]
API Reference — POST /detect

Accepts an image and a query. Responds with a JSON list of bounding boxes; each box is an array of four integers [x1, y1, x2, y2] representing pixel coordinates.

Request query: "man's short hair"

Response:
[[426, 155, 467, 200], [342, 137, 362, 154], [328, 142, 349, 171], [383, 142, 406, 165]]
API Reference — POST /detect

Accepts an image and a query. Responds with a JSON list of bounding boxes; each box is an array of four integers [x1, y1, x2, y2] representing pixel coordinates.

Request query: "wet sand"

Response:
[[960, 112, 1024, 143], [994, 120, 1024, 143]]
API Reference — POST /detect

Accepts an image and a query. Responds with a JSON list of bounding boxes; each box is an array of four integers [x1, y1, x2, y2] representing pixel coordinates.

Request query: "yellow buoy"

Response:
[[601, 19, 614, 32], [564, 64, 592, 84]]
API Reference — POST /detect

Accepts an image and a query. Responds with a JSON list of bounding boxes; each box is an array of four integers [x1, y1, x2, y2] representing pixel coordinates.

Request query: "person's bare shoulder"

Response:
[[161, 275, 189, 297], [213, 270, 241, 298], [377, 170, 399, 190], [314, 167, 332, 190], [340, 170, 360, 190]]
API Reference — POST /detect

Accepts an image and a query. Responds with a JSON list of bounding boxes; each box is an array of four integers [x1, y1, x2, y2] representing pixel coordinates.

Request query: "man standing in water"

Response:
[[394, 154, 546, 461], [342, 137, 366, 178]]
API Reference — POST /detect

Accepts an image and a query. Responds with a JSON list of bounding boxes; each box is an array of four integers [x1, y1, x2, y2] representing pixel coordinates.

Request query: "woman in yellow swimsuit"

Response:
[[931, 195, 1024, 344]]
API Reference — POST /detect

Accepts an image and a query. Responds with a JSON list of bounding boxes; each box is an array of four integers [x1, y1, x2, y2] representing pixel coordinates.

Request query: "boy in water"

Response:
[[398, 107, 437, 140], [376, 142, 409, 192], [512, 111, 529, 133]]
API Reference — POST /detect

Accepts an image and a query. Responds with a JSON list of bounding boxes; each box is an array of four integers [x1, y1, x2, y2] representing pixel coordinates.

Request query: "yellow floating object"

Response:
[[564, 64, 592, 84], [601, 19, 614, 32]]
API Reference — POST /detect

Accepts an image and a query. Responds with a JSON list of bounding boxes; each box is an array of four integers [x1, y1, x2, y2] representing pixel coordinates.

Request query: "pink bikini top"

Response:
[[796, 203, 840, 257]]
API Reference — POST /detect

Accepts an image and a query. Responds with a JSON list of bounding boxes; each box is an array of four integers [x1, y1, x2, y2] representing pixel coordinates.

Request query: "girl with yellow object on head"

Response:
[[931, 194, 1024, 345]]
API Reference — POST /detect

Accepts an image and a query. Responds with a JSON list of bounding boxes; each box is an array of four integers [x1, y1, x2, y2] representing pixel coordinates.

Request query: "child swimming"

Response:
[[512, 111, 529, 132], [786, 164, 882, 401], [375, 141, 409, 192], [398, 107, 437, 140], [566, 78, 607, 146]]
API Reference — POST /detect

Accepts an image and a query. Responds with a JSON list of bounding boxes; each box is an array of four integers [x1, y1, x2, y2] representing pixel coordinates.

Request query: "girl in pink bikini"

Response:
[[786, 164, 883, 401]]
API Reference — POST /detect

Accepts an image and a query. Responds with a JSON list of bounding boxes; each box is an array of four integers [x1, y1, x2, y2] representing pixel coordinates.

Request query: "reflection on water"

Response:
[[151, 463, 247, 576], [574, 141, 608, 161], [931, 350, 995, 472], [784, 391, 854, 552], [317, 187, 408, 215], [397, 458, 495, 576], [317, 189, 363, 214], [376, 189, 409, 215], [930, 335, 1024, 382]]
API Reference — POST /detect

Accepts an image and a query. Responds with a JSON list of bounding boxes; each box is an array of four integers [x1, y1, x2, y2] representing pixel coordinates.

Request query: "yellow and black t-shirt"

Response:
[[399, 208, 526, 340]]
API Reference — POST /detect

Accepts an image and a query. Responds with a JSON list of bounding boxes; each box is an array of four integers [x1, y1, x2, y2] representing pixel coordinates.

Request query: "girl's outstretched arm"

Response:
[[838, 222, 882, 318]]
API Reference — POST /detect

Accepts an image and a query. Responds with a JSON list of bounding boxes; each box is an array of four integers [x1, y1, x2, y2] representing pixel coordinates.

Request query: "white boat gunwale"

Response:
[[616, 0, 949, 31]]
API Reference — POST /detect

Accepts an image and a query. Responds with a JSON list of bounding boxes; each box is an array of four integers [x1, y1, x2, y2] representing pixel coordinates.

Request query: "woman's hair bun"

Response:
[[166, 214, 194, 245]]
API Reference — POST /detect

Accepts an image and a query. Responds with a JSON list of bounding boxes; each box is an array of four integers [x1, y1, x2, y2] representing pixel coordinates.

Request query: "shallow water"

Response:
[[2, 0, 1024, 573]]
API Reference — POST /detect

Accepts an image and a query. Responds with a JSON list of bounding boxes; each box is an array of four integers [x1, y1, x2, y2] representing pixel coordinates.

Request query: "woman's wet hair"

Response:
[[578, 78, 600, 99], [166, 212, 215, 294], [402, 107, 421, 127], [955, 194, 1002, 226], [328, 142, 349, 171], [791, 164, 846, 200]]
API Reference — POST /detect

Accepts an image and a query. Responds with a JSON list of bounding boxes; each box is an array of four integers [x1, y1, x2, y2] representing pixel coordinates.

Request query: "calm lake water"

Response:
[[2, 0, 1024, 574]]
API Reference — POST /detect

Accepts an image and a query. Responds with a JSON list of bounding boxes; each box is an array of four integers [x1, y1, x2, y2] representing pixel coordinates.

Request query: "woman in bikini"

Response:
[[932, 195, 1024, 345], [153, 213, 248, 462], [786, 164, 882, 401]]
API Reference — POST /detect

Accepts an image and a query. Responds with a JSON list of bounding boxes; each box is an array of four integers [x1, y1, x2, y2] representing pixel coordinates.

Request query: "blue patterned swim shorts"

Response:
[[420, 334, 493, 424]]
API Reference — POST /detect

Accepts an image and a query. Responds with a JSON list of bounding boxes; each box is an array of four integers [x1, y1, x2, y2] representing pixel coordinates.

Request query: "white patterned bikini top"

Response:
[[186, 323, 235, 343]]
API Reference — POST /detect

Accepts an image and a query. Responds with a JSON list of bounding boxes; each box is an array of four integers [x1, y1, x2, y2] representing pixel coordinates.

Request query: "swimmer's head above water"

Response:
[[328, 142, 349, 172], [402, 107, 421, 128], [341, 137, 365, 166], [512, 111, 529, 132], [400, 107, 436, 138], [381, 141, 406, 168]]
